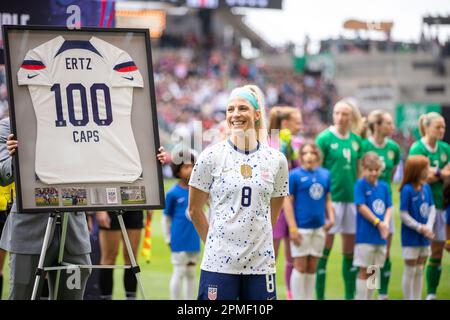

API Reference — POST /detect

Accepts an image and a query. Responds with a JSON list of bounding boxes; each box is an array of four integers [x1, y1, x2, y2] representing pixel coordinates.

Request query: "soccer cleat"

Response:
[[378, 294, 389, 300], [426, 294, 437, 300]]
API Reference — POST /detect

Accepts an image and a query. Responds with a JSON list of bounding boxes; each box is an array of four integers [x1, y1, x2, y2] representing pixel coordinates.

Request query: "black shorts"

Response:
[[99, 210, 144, 231], [0, 211, 7, 239]]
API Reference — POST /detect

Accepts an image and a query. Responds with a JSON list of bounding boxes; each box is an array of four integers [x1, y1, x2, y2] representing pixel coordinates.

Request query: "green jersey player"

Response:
[[315, 99, 363, 300], [408, 112, 450, 300], [362, 111, 401, 191], [361, 110, 401, 300]]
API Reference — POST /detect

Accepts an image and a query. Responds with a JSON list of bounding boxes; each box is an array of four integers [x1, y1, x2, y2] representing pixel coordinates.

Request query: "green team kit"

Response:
[[316, 127, 362, 202], [315, 127, 362, 300], [409, 139, 450, 209], [409, 138, 450, 299], [361, 138, 401, 193]]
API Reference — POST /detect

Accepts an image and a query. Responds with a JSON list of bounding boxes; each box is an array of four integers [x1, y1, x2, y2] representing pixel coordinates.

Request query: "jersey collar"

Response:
[[369, 136, 387, 148], [54, 36, 102, 58], [421, 137, 438, 153], [329, 126, 350, 140], [300, 166, 316, 173], [227, 139, 260, 155], [363, 176, 378, 187]]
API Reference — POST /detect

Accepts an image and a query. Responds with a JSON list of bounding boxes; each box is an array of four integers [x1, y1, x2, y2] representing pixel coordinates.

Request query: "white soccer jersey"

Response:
[[189, 140, 289, 275], [18, 36, 143, 184]]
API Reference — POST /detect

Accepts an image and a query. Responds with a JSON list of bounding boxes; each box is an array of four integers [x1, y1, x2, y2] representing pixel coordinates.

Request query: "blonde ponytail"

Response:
[[418, 112, 443, 137], [243, 84, 268, 143], [268, 107, 283, 132], [367, 109, 387, 135]]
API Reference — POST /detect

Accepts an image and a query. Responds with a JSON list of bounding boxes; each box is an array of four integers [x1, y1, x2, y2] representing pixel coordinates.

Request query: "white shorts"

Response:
[[353, 244, 387, 268], [171, 251, 201, 266], [402, 246, 431, 260], [329, 202, 356, 234], [290, 227, 326, 258], [433, 209, 446, 242]]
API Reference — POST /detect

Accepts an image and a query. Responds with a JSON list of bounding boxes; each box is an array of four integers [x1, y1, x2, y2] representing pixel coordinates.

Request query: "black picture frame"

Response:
[[2, 25, 165, 213]]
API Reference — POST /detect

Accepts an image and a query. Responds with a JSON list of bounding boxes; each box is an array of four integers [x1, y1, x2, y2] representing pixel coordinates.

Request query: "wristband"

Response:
[[289, 227, 298, 233], [373, 218, 381, 227]]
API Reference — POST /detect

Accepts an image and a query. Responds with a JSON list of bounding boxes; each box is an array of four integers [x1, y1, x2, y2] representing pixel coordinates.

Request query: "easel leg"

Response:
[[31, 212, 57, 300], [116, 213, 147, 300], [53, 212, 69, 300]]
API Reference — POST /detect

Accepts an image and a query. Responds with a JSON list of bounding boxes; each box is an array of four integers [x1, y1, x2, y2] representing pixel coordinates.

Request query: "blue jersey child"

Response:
[[399, 155, 436, 300], [284, 143, 334, 300], [163, 150, 200, 300], [353, 152, 392, 300]]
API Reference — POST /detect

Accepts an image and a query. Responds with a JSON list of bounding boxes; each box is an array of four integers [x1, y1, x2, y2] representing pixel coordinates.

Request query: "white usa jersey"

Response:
[[18, 36, 143, 184], [189, 140, 289, 275]]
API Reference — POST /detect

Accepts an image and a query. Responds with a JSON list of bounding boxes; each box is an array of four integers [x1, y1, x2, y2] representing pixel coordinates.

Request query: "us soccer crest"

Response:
[[241, 164, 252, 179], [208, 285, 218, 300]]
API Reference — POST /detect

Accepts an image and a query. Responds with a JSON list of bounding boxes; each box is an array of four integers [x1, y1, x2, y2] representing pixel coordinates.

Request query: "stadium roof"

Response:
[[117, 0, 284, 10], [423, 15, 450, 25]]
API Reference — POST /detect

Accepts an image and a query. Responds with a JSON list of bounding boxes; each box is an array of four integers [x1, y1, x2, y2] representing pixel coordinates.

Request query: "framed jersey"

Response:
[[2, 25, 164, 213]]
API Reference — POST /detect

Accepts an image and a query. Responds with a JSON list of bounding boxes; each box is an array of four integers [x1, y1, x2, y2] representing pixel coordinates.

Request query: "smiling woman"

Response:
[[226, 84, 268, 147], [187, 84, 289, 300]]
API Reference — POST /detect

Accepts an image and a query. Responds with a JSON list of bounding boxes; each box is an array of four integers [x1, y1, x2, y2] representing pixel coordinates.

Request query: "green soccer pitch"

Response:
[[1, 178, 449, 300]]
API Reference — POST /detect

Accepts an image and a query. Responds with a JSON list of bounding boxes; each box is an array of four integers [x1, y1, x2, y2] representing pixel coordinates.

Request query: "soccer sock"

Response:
[[170, 265, 186, 300], [379, 258, 391, 296], [316, 248, 330, 300], [426, 258, 442, 296], [367, 286, 374, 300], [367, 288, 375, 300], [402, 265, 416, 300], [185, 265, 197, 300], [355, 278, 368, 300], [290, 269, 304, 300], [99, 268, 113, 300], [342, 254, 357, 300], [305, 273, 316, 300], [413, 265, 424, 300], [0, 274, 3, 299], [124, 268, 137, 300], [285, 258, 294, 293], [350, 264, 359, 298]]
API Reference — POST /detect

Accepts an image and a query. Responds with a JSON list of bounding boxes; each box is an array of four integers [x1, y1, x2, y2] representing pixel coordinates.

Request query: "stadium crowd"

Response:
[[153, 47, 334, 153]]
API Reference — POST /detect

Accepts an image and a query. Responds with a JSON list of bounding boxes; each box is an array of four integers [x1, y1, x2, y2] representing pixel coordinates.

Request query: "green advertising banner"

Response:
[[293, 53, 335, 79], [294, 56, 307, 73], [396, 102, 441, 139]]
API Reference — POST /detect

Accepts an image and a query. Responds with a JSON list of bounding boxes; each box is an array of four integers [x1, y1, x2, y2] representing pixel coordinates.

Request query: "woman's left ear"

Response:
[[255, 110, 261, 123]]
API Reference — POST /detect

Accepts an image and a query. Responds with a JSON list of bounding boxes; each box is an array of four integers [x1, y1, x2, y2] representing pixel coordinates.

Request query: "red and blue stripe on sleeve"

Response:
[[20, 60, 46, 70], [113, 61, 138, 72]]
